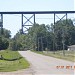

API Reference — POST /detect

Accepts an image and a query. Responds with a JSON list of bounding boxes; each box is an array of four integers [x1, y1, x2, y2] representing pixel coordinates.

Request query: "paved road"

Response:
[[19, 50, 75, 75]]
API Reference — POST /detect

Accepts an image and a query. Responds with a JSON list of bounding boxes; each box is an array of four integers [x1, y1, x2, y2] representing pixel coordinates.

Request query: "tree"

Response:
[[0, 37, 9, 50], [53, 19, 75, 50], [28, 24, 47, 51], [0, 28, 11, 50], [10, 19, 75, 51]]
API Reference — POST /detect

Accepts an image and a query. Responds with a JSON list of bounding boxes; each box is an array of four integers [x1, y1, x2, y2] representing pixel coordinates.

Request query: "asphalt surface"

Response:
[[19, 50, 75, 75]]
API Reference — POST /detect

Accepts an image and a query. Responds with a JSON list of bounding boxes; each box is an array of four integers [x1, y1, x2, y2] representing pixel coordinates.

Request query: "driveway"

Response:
[[19, 50, 75, 75]]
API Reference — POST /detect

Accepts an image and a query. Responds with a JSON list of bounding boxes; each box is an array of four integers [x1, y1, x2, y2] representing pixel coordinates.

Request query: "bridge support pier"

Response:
[[0, 14, 3, 34], [21, 14, 35, 34]]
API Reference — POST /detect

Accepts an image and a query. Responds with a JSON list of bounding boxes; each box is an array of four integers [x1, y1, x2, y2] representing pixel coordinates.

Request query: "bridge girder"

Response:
[[0, 11, 75, 34]]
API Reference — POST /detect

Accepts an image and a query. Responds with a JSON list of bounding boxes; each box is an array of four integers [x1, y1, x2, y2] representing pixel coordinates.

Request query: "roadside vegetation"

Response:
[[32, 50, 75, 62], [0, 50, 30, 72], [9, 19, 75, 52], [0, 19, 75, 71], [0, 28, 30, 72], [9, 19, 75, 62]]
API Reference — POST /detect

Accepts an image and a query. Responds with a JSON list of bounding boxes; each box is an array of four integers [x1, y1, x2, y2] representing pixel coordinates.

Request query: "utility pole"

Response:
[[41, 37, 43, 52], [46, 37, 49, 53], [38, 37, 43, 51], [62, 40, 65, 56], [38, 37, 39, 51], [53, 13, 55, 54], [62, 29, 65, 56]]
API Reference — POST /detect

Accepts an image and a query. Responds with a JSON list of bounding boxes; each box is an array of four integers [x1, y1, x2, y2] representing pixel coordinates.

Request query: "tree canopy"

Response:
[[9, 19, 75, 51]]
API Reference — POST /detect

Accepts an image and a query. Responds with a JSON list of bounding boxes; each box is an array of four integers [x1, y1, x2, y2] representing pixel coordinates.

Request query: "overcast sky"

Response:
[[0, 0, 74, 37]]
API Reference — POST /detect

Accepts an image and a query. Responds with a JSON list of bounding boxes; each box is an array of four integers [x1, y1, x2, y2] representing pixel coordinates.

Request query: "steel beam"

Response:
[[21, 14, 23, 34], [0, 14, 3, 28], [22, 14, 35, 33], [0, 11, 75, 34], [34, 14, 35, 25], [0, 11, 75, 14], [0, 14, 3, 35], [66, 13, 67, 24]]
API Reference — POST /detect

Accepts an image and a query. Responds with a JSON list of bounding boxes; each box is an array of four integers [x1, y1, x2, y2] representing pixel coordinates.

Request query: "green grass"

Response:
[[0, 50, 30, 72], [32, 50, 75, 62]]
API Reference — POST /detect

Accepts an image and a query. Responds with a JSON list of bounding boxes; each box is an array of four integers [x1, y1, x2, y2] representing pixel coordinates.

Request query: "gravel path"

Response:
[[19, 50, 75, 75], [0, 50, 75, 75]]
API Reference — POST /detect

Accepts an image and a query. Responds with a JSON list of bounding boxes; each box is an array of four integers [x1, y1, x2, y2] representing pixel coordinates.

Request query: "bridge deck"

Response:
[[0, 11, 75, 14]]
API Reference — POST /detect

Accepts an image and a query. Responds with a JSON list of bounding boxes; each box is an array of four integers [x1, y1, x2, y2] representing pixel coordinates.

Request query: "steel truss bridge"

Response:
[[0, 11, 75, 34]]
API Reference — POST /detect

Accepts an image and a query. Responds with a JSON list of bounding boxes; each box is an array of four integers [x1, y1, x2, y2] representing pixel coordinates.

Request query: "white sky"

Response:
[[74, 0, 75, 10], [0, 0, 74, 37]]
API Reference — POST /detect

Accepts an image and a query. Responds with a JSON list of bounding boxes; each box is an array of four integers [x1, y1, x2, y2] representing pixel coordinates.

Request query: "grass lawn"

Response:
[[0, 50, 30, 72], [32, 50, 75, 62]]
